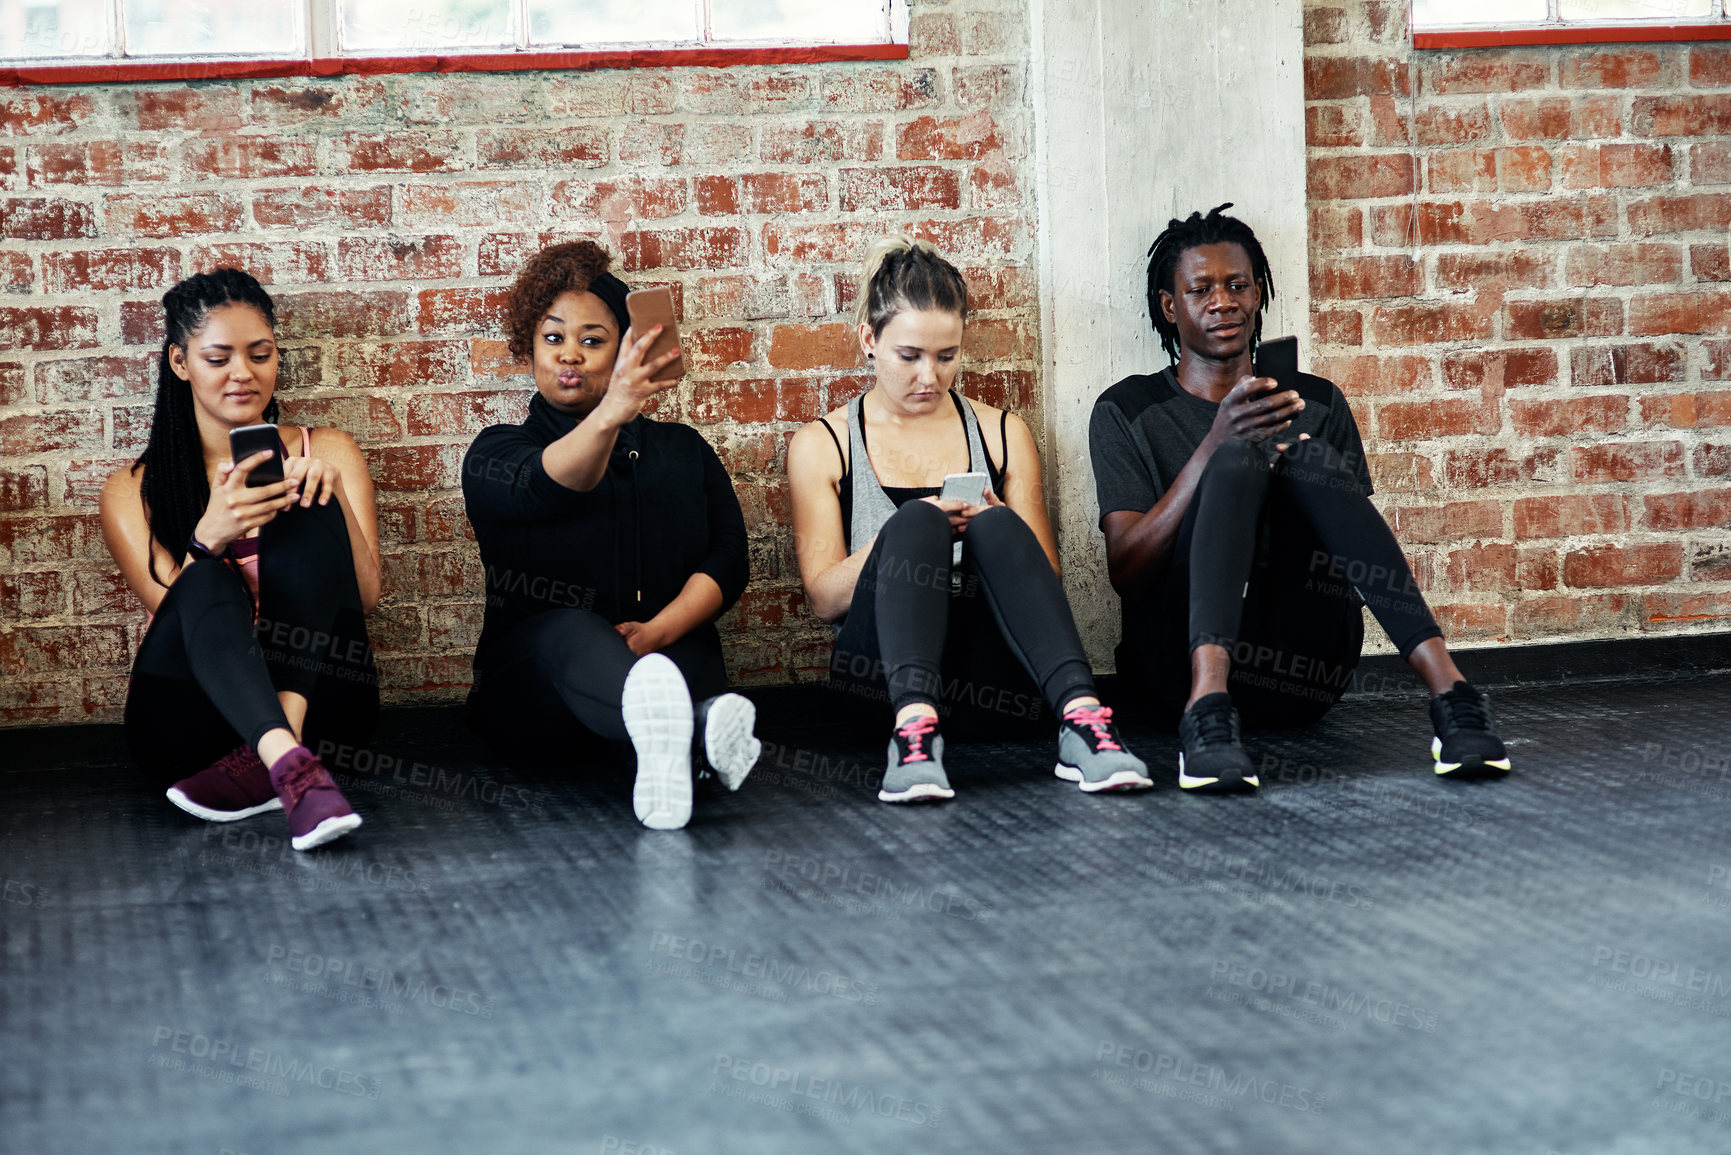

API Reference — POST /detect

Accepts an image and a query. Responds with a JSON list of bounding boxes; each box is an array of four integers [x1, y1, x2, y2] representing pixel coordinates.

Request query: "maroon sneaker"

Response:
[[268, 746, 362, 851], [166, 747, 284, 822]]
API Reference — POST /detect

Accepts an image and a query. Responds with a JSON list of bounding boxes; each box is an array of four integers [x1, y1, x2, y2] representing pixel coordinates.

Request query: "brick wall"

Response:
[[0, 4, 1037, 725], [1305, 2, 1731, 647]]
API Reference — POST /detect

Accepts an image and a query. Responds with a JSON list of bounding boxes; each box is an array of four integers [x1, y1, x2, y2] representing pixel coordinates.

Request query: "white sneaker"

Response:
[[701, 693, 761, 792], [622, 654, 695, 830]]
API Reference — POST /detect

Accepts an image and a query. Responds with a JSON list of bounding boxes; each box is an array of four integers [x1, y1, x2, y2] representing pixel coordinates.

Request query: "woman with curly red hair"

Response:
[[462, 240, 759, 830]]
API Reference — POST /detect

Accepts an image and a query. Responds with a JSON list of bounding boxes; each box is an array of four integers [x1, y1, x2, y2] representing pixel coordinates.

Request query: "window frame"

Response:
[[1414, 0, 1731, 47], [0, 0, 910, 84]]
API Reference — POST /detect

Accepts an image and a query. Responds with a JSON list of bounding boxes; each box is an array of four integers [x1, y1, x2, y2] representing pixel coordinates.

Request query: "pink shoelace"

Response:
[[896, 715, 938, 764], [273, 749, 335, 810], [1065, 705, 1121, 751]]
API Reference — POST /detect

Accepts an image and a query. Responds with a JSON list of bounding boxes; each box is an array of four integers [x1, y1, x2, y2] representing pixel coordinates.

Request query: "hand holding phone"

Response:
[[938, 472, 989, 508], [624, 287, 685, 385], [227, 423, 285, 487], [1253, 335, 1330, 405]]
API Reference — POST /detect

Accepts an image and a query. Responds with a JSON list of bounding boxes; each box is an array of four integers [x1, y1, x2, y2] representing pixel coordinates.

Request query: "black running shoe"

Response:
[[1177, 692, 1258, 793], [1429, 681, 1511, 778]]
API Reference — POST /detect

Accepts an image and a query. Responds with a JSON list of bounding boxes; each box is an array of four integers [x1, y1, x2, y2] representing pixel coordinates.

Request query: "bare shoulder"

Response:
[[962, 394, 1006, 424], [99, 460, 142, 510], [308, 426, 364, 462]]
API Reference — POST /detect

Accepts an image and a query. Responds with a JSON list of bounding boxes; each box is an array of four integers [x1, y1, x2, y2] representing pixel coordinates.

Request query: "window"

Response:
[[0, 0, 901, 63], [1414, 0, 1731, 45]]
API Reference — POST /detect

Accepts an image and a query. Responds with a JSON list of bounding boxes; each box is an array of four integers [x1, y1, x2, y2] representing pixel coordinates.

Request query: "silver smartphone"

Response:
[[938, 472, 989, 507]]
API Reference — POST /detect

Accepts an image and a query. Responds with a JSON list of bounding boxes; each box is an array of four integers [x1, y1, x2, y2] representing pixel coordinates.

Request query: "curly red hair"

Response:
[[503, 240, 627, 362]]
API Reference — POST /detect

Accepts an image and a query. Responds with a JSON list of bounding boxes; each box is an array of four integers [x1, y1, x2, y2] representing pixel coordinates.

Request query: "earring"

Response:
[[867, 353, 874, 360]]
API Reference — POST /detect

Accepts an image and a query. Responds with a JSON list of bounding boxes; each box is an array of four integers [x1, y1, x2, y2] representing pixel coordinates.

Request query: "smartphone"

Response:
[[939, 472, 989, 508], [624, 287, 685, 384], [228, 423, 285, 487], [1253, 335, 1331, 404]]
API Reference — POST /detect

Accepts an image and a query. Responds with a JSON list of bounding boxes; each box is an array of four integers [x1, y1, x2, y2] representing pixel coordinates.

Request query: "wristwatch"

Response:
[[187, 532, 221, 562]]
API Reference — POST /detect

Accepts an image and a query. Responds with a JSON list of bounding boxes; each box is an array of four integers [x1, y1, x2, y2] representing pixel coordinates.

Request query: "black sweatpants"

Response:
[[125, 498, 378, 788], [829, 500, 1096, 726], [1122, 436, 1441, 728], [466, 608, 728, 757]]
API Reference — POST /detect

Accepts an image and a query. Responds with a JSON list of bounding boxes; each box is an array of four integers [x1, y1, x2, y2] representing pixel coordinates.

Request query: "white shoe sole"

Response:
[[165, 787, 283, 823], [877, 782, 955, 803], [1178, 753, 1259, 791], [291, 812, 362, 852], [1053, 763, 1153, 793], [1431, 737, 1512, 776], [704, 693, 761, 792], [623, 654, 694, 830]]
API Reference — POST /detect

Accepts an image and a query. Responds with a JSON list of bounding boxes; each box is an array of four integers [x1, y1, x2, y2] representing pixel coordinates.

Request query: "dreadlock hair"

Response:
[[1144, 203, 1274, 363], [133, 268, 280, 589], [855, 236, 968, 338]]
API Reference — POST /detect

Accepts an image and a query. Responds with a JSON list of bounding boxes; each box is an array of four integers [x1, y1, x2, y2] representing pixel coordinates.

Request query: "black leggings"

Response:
[[830, 500, 1096, 720], [1123, 436, 1440, 727], [125, 498, 377, 788], [466, 608, 728, 753]]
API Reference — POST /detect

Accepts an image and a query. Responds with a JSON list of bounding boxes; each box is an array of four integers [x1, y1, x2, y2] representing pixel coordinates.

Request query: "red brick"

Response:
[[1645, 590, 1731, 625], [128, 86, 245, 131], [401, 391, 524, 437], [1414, 101, 1493, 145], [1563, 544, 1683, 588], [1639, 391, 1731, 429], [189, 241, 331, 285], [336, 236, 464, 282], [1564, 243, 1682, 288], [1691, 45, 1731, 86], [1515, 494, 1630, 538], [0, 92, 94, 136], [1365, 95, 1412, 146], [838, 166, 962, 212], [968, 368, 1035, 410], [1511, 593, 1632, 636], [42, 247, 179, 294], [895, 112, 1006, 160], [1517, 548, 1559, 589], [695, 274, 828, 321], [0, 251, 30, 293], [328, 341, 470, 391], [0, 513, 107, 566], [0, 306, 99, 351], [367, 444, 465, 492], [1571, 343, 1685, 387], [1441, 348, 1558, 390], [250, 80, 383, 126], [401, 182, 535, 229], [1560, 47, 1674, 89], [696, 173, 827, 216], [617, 122, 684, 166], [1312, 309, 1363, 346], [1367, 451, 1434, 492], [1388, 500, 1502, 544], [25, 140, 169, 186], [1310, 255, 1421, 300], [1705, 341, 1731, 381], [1440, 447, 1557, 488], [1560, 143, 1673, 189], [0, 625, 130, 677], [620, 227, 750, 271], [415, 288, 508, 337], [1425, 149, 1495, 194], [1510, 395, 1630, 437], [1571, 441, 1686, 482], [761, 222, 881, 263], [276, 291, 412, 341], [1643, 489, 1731, 530], [683, 124, 754, 167], [768, 324, 858, 370], [1365, 302, 1493, 347], [819, 68, 940, 112], [553, 177, 688, 223], [0, 409, 104, 455], [118, 303, 162, 347], [34, 354, 152, 403], [954, 65, 1016, 109], [1312, 354, 1430, 396], [1308, 204, 1362, 249], [1505, 298, 1623, 340], [1309, 153, 1418, 199], [688, 379, 821, 425], [1426, 50, 1550, 93], [60, 455, 129, 509], [1, 197, 96, 240], [906, 218, 1027, 262], [1434, 603, 1508, 641], [0, 466, 48, 512], [0, 571, 65, 618], [1446, 543, 1517, 592], [1304, 56, 1411, 99], [0, 362, 22, 406], [1632, 93, 1731, 136], [1434, 251, 1554, 292], [1690, 245, 1730, 282], [1626, 192, 1731, 235], [1304, 5, 1347, 44], [105, 192, 243, 238], [1690, 142, 1731, 184], [1378, 398, 1499, 440], [177, 137, 317, 181], [961, 318, 1036, 361], [1628, 291, 1731, 336], [683, 327, 755, 370], [253, 185, 391, 231], [760, 120, 884, 164], [477, 127, 608, 169], [1699, 443, 1731, 475], [332, 132, 467, 174], [1498, 95, 1622, 140], [1306, 104, 1363, 148]]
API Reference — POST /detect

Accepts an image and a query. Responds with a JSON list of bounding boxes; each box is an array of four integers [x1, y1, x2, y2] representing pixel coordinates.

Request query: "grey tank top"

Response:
[[846, 390, 994, 566]]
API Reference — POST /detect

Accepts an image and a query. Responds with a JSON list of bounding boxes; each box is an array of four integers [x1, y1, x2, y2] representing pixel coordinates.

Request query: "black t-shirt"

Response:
[[1090, 365, 1371, 523]]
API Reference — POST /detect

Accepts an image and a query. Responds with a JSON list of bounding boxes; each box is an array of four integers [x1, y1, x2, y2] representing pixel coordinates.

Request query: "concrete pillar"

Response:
[[1028, 0, 1312, 669]]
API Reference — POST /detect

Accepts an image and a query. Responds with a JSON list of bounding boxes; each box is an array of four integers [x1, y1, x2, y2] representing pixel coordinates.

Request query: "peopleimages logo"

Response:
[[710, 1054, 942, 1127], [646, 932, 878, 1005], [265, 944, 493, 1018], [149, 1026, 381, 1100]]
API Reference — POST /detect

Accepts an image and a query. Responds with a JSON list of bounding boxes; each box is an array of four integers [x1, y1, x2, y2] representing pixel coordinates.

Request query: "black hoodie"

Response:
[[461, 392, 749, 670]]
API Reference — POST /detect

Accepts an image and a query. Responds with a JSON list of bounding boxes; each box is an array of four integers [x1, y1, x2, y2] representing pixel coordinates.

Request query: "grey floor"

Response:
[[2, 671, 1729, 1155]]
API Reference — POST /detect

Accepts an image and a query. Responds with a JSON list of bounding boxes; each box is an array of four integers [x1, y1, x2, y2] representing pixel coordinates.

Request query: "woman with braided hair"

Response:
[[99, 269, 379, 850]]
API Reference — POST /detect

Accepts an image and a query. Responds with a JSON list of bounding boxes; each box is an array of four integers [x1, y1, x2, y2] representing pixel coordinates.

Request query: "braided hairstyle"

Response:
[[1144, 203, 1274, 363], [855, 236, 968, 338], [133, 268, 279, 588]]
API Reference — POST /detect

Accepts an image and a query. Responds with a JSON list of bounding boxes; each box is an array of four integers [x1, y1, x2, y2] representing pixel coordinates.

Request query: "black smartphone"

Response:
[[1254, 335, 1331, 404], [228, 423, 285, 487]]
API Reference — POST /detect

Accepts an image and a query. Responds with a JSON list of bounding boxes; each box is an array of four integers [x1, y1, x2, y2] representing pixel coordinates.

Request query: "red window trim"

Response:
[[0, 42, 908, 87], [1416, 23, 1731, 49]]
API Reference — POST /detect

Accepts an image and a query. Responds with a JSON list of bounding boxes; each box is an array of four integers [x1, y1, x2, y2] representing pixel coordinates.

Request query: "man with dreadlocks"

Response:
[[1087, 204, 1511, 792]]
